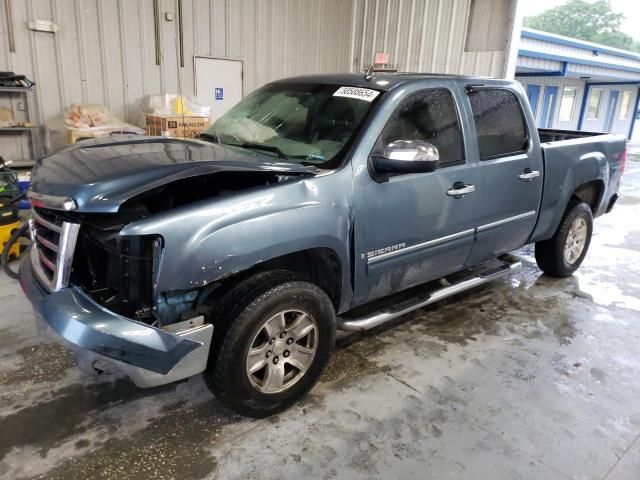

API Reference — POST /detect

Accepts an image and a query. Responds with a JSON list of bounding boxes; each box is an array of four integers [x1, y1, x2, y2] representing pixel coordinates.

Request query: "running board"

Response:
[[337, 256, 522, 332]]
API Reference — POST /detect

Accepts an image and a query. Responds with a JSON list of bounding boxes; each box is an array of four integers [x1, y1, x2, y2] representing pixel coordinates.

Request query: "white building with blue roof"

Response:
[[516, 28, 640, 139]]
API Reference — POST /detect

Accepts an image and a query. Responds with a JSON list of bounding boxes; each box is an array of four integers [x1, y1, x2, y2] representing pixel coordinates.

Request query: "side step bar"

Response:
[[337, 256, 522, 332]]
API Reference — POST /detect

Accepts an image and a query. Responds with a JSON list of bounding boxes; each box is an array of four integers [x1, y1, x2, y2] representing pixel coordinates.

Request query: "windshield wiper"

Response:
[[240, 143, 289, 160], [198, 132, 220, 143]]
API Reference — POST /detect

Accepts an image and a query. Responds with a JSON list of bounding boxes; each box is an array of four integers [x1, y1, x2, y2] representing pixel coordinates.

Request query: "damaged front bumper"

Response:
[[18, 253, 213, 388]]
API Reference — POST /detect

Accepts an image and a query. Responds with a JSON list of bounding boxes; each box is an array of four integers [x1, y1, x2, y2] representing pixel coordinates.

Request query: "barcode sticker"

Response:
[[333, 86, 380, 102]]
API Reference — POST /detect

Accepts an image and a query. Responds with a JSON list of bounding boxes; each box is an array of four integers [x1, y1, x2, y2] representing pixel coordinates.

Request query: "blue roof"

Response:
[[522, 28, 640, 63]]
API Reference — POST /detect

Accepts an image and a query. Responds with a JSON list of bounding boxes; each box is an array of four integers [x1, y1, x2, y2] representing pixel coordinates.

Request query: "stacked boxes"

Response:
[[146, 114, 209, 139]]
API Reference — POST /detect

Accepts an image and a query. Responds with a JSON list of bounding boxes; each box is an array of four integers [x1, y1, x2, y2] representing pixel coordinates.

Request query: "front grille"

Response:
[[30, 206, 80, 292]]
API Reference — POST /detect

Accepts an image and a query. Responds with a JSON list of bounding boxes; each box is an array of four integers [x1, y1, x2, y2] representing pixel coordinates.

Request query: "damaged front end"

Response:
[[72, 216, 212, 328], [20, 136, 314, 387], [69, 169, 299, 325], [22, 201, 214, 387]]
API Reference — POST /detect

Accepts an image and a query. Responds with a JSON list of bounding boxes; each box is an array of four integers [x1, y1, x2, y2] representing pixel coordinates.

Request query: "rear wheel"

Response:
[[535, 201, 593, 277], [204, 270, 336, 418]]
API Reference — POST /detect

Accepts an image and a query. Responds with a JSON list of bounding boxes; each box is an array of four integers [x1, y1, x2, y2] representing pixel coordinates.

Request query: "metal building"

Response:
[[349, 0, 520, 77], [0, 0, 520, 162], [516, 28, 640, 139]]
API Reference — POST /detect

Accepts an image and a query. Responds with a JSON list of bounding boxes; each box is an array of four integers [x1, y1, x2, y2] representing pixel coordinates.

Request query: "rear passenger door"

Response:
[[464, 86, 543, 266]]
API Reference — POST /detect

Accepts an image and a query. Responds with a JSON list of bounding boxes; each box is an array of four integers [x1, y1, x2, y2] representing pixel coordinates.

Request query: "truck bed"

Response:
[[529, 130, 626, 244], [538, 128, 603, 143]]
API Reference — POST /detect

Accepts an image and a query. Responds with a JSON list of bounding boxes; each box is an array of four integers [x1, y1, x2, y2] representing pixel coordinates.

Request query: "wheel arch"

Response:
[[569, 179, 605, 214], [530, 150, 608, 244], [206, 247, 346, 313], [542, 180, 603, 242]]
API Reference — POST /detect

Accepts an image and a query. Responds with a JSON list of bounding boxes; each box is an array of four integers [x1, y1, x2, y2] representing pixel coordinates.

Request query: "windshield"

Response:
[[204, 83, 381, 167]]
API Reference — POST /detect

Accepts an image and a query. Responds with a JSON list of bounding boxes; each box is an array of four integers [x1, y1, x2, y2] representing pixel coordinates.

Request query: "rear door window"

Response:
[[468, 88, 528, 160]]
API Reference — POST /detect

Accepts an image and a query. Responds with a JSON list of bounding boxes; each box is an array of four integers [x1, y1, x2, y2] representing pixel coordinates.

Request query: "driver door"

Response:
[[352, 86, 480, 306]]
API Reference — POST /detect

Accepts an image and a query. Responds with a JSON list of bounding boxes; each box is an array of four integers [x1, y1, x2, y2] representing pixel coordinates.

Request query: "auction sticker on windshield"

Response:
[[333, 86, 380, 102]]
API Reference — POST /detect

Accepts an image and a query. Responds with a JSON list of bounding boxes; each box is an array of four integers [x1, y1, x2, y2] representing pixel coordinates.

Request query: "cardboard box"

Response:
[[146, 114, 209, 138]]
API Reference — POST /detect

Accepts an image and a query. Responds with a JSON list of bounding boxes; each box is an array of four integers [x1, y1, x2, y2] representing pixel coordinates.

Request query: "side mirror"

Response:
[[372, 140, 440, 175]]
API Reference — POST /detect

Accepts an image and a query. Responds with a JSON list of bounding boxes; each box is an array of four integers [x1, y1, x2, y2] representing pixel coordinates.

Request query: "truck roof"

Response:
[[271, 72, 513, 91]]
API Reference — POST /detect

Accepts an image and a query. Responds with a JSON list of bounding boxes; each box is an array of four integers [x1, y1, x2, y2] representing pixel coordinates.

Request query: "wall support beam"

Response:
[[577, 84, 592, 131], [628, 87, 640, 140]]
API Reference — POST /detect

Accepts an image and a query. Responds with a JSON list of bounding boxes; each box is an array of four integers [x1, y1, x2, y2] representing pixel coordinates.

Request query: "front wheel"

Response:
[[535, 201, 593, 277], [204, 271, 336, 418]]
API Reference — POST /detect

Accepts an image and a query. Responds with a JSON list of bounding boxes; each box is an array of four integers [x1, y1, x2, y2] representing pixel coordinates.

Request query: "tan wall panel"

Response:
[[0, 0, 354, 160]]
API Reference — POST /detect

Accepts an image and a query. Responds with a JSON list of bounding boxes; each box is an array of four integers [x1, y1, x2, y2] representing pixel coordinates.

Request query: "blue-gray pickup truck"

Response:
[[20, 73, 625, 417]]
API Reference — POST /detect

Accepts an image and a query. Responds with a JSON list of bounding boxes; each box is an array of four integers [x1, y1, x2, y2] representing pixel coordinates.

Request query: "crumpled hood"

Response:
[[29, 136, 311, 213]]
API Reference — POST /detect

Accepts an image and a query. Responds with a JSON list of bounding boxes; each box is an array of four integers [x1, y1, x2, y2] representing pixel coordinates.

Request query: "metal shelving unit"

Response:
[[0, 85, 44, 167]]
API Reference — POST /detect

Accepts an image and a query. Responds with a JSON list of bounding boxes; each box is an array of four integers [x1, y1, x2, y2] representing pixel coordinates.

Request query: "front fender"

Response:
[[120, 169, 352, 301]]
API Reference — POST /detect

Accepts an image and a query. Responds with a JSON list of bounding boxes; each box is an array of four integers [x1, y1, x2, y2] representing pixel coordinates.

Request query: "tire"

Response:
[[2, 222, 30, 279], [535, 201, 593, 278], [204, 270, 336, 418]]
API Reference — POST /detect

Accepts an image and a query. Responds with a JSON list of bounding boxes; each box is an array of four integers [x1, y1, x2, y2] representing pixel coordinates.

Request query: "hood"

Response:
[[29, 136, 311, 213]]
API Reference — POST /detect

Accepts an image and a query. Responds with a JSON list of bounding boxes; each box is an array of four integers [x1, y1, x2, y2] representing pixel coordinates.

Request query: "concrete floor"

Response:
[[1, 163, 640, 480]]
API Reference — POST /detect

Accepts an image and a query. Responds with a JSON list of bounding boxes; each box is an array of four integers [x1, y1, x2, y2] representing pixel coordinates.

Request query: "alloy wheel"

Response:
[[245, 309, 318, 394], [564, 217, 588, 264]]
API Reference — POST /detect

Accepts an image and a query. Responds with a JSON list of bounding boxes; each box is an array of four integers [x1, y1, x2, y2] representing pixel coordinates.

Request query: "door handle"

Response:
[[518, 169, 540, 181], [446, 183, 476, 198]]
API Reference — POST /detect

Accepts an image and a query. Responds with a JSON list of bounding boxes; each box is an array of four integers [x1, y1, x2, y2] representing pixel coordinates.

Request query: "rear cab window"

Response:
[[467, 88, 528, 160]]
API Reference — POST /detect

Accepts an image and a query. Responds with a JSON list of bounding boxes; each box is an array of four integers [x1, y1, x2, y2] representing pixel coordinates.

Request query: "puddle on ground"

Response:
[[0, 379, 178, 461], [17, 398, 243, 480], [341, 265, 586, 360], [0, 376, 252, 480], [319, 348, 377, 386], [0, 344, 76, 387], [0, 346, 384, 480], [0, 327, 20, 349]]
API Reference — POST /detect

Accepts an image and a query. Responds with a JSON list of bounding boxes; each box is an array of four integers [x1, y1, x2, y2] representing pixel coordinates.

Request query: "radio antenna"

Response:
[[364, 64, 375, 81]]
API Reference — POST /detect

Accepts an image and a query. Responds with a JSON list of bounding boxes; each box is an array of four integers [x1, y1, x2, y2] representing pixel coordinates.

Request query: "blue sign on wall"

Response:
[[215, 88, 224, 101]]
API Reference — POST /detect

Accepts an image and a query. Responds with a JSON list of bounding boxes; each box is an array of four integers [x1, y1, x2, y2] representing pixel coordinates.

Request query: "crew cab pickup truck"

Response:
[[20, 73, 625, 417]]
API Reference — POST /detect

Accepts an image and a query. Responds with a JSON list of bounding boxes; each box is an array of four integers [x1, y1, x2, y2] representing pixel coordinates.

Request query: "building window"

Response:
[[468, 89, 528, 160], [558, 87, 577, 121], [619, 90, 633, 120], [587, 88, 603, 120]]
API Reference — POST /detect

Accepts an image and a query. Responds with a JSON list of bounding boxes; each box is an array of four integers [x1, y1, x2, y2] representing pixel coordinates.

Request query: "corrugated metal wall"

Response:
[[0, 0, 354, 160], [348, 0, 513, 77], [1, 0, 355, 122], [517, 56, 563, 73], [521, 36, 640, 77]]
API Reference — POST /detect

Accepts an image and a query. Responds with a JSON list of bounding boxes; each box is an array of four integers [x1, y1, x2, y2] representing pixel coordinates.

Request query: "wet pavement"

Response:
[[1, 162, 639, 480]]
